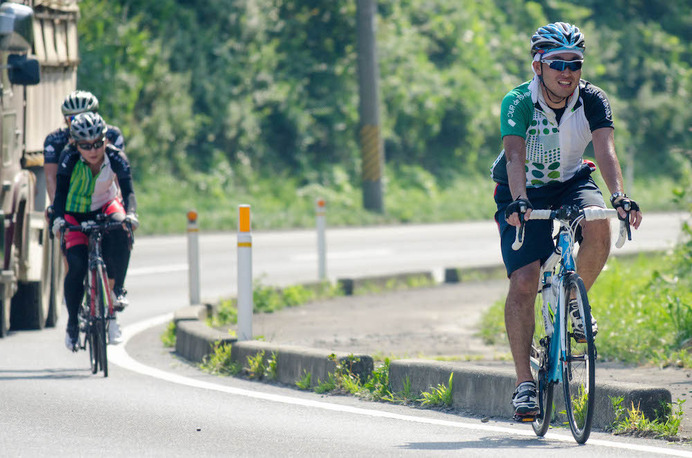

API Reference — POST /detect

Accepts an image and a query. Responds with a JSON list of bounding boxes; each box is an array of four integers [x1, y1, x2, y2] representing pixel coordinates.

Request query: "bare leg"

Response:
[[505, 260, 541, 385], [576, 214, 611, 291]]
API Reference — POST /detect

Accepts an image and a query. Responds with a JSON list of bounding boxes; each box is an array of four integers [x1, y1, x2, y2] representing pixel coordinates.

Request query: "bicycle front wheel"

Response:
[[562, 273, 595, 444], [88, 322, 99, 374], [96, 264, 110, 377]]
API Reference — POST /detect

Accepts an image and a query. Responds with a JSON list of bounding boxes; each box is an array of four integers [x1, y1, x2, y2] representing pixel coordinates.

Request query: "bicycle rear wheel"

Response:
[[562, 273, 595, 444], [530, 340, 554, 436]]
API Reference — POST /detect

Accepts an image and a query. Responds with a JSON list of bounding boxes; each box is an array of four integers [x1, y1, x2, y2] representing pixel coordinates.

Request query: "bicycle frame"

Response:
[[540, 225, 576, 386], [65, 216, 128, 377]]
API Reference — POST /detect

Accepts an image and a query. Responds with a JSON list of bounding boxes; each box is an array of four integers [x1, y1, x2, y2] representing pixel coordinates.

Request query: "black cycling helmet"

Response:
[[530, 22, 585, 57], [61, 90, 99, 116], [69, 112, 107, 142]]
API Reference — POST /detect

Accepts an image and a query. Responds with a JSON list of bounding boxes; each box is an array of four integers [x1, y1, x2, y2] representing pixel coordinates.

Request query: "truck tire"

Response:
[[10, 280, 48, 330], [0, 285, 11, 337], [45, 236, 64, 327]]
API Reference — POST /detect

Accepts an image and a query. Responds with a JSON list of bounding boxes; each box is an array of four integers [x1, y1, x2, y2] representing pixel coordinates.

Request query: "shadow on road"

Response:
[[0, 367, 93, 380]]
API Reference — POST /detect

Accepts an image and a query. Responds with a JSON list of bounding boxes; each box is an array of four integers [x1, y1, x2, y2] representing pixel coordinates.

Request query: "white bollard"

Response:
[[237, 204, 253, 341], [316, 198, 327, 281], [186, 209, 201, 305]]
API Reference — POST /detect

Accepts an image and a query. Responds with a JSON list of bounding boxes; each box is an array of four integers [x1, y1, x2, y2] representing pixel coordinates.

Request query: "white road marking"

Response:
[[291, 248, 393, 262], [110, 314, 692, 457], [128, 264, 188, 276]]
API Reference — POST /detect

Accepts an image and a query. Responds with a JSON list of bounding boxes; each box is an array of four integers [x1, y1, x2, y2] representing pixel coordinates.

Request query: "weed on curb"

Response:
[[610, 396, 687, 441]]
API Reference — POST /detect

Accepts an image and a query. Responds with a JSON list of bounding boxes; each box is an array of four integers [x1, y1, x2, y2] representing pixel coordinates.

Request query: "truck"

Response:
[[0, 0, 79, 337]]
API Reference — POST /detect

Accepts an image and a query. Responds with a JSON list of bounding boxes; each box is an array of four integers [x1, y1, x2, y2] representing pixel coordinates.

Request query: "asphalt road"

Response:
[[1, 213, 690, 456]]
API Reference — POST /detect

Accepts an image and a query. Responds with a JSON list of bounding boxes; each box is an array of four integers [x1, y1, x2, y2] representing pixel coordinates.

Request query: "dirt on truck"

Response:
[[0, 0, 79, 337]]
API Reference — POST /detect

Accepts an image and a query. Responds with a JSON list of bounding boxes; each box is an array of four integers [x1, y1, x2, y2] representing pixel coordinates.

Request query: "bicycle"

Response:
[[512, 204, 630, 444], [61, 215, 130, 377]]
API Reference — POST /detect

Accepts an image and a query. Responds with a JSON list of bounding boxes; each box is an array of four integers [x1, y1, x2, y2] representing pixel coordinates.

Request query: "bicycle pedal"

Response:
[[513, 413, 537, 422]]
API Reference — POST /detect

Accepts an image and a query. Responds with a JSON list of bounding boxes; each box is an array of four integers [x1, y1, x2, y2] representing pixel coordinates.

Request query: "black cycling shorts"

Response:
[[493, 166, 606, 277]]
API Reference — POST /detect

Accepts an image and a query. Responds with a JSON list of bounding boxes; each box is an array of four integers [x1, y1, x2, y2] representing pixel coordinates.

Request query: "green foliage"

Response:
[[420, 373, 454, 407], [77, 0, 691, 222], [245, 350, 278, 380], [160, 321, 177, 348], [200, 342, 242, 376], [591, 252, 692, 366], [296, 370, 312, 390], [611, 396, 686, 439], [478, 298, 508, 346], [209, 280, 342, 327], [362, 359, 393, 401]]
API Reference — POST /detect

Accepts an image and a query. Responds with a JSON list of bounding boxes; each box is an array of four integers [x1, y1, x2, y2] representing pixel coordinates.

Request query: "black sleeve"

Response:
[[582, 82, 614, 132], [107, 146, 137, 214], [53, 174, 69, 219], [53, 148, 78, 219]]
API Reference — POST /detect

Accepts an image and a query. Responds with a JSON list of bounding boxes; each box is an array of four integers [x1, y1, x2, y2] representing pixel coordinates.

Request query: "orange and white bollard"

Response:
[[237, 204, 253, 341], [316, 198, 327, 281], [186, 209, 201, 305]]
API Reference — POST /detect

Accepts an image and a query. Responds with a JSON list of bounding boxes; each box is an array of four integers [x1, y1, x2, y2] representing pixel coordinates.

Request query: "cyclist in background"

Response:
[[51, 113, 138, 351], [490, 22, 642, 420], [44, 90, 125, 202]]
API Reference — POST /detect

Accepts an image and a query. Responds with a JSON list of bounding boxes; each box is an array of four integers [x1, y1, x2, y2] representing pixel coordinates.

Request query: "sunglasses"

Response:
[[543, 59, 583, 72], [77, 138, 105, 150]]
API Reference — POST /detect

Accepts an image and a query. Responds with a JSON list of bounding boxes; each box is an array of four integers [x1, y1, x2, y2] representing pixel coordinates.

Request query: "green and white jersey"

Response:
[[54, 144, 135, 217], [491, 77, 613, 187]]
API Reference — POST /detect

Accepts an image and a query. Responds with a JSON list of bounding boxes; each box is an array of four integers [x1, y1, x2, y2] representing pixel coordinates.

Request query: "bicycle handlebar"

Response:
[[512, 207, 629, 251], [61, 219, 130, 235]]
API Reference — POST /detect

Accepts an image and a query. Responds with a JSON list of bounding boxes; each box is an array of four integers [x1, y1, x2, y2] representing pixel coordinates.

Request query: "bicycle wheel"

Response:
[[88, 322, 99, 374], [562, 273, 595, 444], [530, 340, 554, 436], [95, 265, 109, 377]]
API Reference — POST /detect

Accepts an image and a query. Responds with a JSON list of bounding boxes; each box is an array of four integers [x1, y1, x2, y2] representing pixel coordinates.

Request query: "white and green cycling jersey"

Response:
[[491, 77, 613, 187], [54, 144, 135, 216]]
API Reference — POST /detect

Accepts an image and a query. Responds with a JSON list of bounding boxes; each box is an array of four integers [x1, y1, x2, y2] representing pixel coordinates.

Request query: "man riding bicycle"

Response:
[[51, 112, 138, 351], [491, 22, 643, 420]]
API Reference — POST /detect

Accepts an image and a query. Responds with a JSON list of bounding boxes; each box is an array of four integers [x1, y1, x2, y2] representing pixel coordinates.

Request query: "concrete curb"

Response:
[[172, 267, 673, 433], [230, 340, 373, 388], [388, 359, 671, 430]]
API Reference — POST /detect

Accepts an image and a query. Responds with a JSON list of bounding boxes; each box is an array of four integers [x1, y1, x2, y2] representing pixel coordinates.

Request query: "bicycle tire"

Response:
[[82, 277, 99, 374], [530, 341, 554, 437], [96, 265, 109, 378], [88, 322, 99, 374], [561, 273, 595, 444]]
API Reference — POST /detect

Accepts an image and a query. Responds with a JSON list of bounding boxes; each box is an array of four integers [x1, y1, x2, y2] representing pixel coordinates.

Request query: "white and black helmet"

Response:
[[530, 22, 585, 57], [69, 112, 107, 141], [61, 90, 99, 116]]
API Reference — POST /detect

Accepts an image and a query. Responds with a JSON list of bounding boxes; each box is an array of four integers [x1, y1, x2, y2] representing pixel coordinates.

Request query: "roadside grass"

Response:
[[207, 280, 342, 328], [161, 321, 177, 348], [610, 396, 686, 441]]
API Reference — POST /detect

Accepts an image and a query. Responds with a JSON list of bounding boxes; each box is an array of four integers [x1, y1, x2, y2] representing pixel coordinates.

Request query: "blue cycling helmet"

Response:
[[530, 22, 585, 57]]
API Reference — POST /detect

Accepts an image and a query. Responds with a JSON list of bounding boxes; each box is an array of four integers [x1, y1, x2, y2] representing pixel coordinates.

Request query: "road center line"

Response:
[[109, 314, 692, 458]]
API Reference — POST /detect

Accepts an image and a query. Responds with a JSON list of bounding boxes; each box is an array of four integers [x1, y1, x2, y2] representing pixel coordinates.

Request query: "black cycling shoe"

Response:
[[65, 323, 79, 352], [512, 381, 539, 421]]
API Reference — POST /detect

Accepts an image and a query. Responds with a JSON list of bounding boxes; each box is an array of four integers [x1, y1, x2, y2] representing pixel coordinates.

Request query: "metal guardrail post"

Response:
[[237, 204, 253, 341], [316, 198, 327, 281], [186, 210, 201, 305]]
